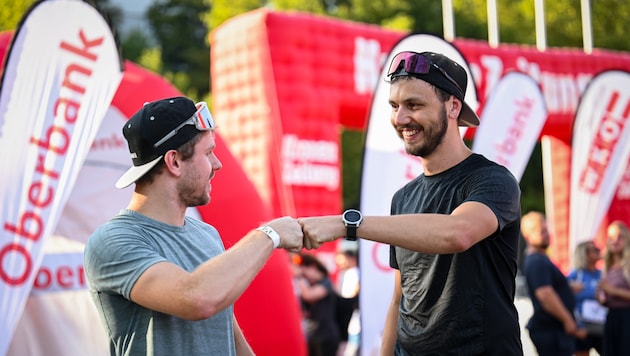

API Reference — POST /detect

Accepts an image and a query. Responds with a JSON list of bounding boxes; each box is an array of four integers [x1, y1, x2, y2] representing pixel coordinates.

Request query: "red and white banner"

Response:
[[359, 33, 478, 356], [0, 0, 122, 353], [569, 70, 630, 257], [473, 71, 547, 181]]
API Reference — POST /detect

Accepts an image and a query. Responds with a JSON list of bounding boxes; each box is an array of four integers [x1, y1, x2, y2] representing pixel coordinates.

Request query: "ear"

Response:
[[163, 150, 183, 178], [448, 96, 463, 121]]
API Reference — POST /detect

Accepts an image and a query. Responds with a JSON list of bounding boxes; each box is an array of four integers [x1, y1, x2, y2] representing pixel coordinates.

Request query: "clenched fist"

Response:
[[266, 216, 304, 252], [298, 215, 346, 250]]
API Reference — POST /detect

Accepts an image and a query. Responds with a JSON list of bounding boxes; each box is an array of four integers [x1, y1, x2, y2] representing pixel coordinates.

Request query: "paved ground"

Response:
[[515, 296, 537, 355]]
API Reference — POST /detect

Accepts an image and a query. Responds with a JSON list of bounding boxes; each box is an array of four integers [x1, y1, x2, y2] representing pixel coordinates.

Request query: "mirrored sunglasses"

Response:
[[387, 51, 463, 93], [153, 101, 215, 148]]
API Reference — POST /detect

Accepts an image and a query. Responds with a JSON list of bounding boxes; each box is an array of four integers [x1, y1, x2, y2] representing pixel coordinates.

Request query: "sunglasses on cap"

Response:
[[153, 101, 215, 148], [387, 51, 463, 93]]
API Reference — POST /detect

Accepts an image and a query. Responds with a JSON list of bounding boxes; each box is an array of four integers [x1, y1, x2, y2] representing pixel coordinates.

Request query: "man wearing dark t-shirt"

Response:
[[522, 211, 586, 356], [299, 51, 523, 355]]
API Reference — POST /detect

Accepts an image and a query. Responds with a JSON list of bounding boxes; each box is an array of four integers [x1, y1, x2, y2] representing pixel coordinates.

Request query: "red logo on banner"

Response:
[[1, 30, 105, 286], [579, 92, 630, 193]]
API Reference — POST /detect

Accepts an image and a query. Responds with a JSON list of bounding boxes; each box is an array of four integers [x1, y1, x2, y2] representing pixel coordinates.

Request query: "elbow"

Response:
[[449, 225, 477, 253], [450, 239, 471, 253], [180, 291, 230, 321]]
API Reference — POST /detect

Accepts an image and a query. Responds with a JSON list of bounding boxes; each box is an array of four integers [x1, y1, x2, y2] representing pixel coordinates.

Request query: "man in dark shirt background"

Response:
[[522, 211, 587, 356]]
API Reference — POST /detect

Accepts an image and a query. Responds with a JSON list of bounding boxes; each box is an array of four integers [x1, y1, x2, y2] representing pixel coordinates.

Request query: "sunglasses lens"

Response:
[[387, 52, 430, 76], [193, 102, 215, 130]]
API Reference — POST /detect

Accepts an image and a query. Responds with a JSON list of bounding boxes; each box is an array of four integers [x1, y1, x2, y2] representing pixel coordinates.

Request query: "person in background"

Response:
[[521, 211, 586, 356], [289, 252, 309, 339], [334, 249, 360, 356], [84, 97, 304, 355], [298, 253, 341, 356], [603, 221, 629, 272], [597, 220, 630, 356], [299, 51, 523, 355], [567, 240, 604, 356]]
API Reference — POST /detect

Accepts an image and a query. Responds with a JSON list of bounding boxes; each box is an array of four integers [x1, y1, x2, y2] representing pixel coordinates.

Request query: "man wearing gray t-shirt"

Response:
[[84, 97, 303, 355]]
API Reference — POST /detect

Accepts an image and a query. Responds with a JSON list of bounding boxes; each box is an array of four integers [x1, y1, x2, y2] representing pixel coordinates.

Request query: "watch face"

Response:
[[344, 210, 361, 223]]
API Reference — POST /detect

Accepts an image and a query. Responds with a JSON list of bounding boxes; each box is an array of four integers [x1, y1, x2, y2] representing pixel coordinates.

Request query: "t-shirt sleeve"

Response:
[[84, 224, 167, 300], [526, 256, 553, 291], [465, 165, 521, 232]]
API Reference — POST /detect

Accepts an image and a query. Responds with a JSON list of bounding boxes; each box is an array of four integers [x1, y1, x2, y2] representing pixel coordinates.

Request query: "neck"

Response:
[[527, 246, 547, 255], [421, 128, 473, 175], [127, 185, 187, 226]]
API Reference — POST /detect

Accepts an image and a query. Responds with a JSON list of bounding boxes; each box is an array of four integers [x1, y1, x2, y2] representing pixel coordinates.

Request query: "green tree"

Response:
[[146, 0, 211, 97], [0, 0, 36, 31], [121, 28, 153, 63]]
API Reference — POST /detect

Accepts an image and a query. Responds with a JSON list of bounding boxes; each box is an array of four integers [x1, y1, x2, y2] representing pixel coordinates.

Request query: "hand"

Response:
[[569, 280, 584, 294], [298, 215, 345, 250], [563, 319, 578, 335], [266, 216, 303, 252], [574, 327, 588, 339], [598, 279, 613, 294]]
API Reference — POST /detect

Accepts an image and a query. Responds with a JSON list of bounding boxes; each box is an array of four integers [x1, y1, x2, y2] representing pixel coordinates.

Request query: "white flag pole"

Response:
[[442, 0, 455, 41], [581, 0, 593, 54], [487, 0, 499, 48], [534, 0, 547, 51]]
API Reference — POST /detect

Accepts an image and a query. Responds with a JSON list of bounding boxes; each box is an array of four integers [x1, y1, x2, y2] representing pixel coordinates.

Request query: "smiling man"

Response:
[[299, 51, 523, 355]]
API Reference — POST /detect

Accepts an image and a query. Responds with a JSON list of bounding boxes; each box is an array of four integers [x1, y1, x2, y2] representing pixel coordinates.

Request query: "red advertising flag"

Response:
[[0, 0, 122, 353], [570, 70, 630, 258]]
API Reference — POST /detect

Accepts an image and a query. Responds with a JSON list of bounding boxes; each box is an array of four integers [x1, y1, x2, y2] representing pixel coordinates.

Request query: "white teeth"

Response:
[[402, 129, 419, 137]]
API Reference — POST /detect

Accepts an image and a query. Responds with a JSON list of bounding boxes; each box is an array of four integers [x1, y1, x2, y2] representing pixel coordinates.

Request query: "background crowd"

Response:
[[522, 214, 630, 356]]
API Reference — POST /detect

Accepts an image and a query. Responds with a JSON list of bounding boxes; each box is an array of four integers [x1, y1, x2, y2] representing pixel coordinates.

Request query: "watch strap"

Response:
[[345, 225, 357, 241]]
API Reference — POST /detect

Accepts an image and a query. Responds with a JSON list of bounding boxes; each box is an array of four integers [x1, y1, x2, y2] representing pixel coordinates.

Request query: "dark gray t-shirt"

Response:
[[84, 209, 235, 356], [389, 154, 523, 355]]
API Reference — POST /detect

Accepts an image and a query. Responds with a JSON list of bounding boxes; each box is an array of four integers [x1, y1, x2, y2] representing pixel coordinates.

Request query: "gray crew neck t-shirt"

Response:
[[84, 209, 235, 356]]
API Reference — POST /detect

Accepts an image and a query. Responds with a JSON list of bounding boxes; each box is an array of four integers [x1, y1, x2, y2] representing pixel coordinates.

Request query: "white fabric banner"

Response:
[[7, 236, 108, 356], [359, 34, 477, 356], [29, 251, 85, 296], [472, 71, 547, 181], [569, 70, 630, 256], [0, 0, 122, 353]]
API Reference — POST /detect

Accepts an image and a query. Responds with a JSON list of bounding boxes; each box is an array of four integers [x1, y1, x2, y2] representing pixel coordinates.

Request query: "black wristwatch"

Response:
[[342, 209, 363, 241]]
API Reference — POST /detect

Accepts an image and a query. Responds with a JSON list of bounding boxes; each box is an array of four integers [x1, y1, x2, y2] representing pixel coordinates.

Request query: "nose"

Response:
[[391, 107, 411, 126], [212, 154, 223, 171]]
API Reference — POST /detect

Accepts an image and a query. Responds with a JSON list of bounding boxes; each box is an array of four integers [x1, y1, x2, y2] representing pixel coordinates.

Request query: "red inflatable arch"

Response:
[[210, 9, 630, 271]]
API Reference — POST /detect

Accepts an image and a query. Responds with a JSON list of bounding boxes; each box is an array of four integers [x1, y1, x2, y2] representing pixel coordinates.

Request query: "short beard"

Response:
[[406, 105, 448, 157], [178, 173, 210, 207]]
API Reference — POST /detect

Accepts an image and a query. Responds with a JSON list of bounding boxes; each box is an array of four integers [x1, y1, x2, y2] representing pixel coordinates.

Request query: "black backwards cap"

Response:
[[388, 51, 479, 127], [115, 97, 199, 189]]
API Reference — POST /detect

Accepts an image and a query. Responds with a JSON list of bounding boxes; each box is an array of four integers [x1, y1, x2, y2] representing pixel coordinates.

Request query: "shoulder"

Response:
[[467, 154, 517, 183], [184, 216, 219, 235]]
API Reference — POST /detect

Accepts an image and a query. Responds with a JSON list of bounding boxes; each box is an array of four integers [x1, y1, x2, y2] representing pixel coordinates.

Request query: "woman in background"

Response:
[[567, 240, 604, 356], [598, 221, 630, 356]]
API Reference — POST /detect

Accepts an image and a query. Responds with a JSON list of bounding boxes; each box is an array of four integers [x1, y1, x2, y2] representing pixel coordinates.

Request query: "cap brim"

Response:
[[458, 102, 480, 127], [115, 155, 163, 189]]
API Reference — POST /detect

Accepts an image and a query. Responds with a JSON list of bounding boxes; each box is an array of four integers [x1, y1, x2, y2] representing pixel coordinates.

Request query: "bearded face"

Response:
[[403, 104, 448, 157]]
